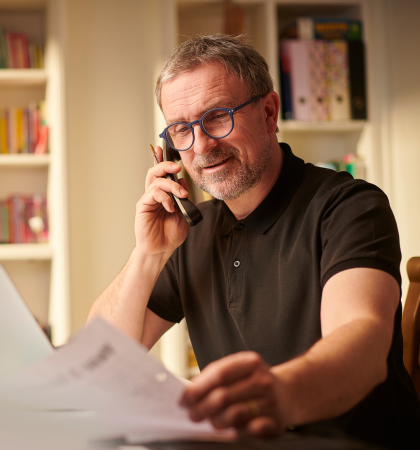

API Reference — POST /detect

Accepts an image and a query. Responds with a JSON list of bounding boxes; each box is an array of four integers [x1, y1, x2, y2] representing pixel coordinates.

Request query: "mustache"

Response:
[[192, 147, 238, 170]]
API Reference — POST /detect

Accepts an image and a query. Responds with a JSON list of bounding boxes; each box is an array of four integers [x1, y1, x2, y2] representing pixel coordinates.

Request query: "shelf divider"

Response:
[[0, 69, 48, 87], [0, 154, 50, 167], [0, 244, 53, 261]]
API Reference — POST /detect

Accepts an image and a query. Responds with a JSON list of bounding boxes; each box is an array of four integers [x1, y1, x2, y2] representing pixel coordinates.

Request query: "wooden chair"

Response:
[[402, 257, 420, 397]]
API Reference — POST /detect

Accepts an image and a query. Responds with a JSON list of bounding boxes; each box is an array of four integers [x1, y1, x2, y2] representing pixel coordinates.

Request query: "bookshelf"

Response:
[[0, 0, 69, 346], [156, 0, 390, 378]]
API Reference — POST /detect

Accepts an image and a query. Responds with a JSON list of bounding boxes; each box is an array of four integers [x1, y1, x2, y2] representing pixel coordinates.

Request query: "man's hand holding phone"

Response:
[[135, 145, 190, 261]]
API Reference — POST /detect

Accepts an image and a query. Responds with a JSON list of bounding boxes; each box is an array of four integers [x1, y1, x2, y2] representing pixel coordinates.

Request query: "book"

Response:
[[0, 110, 7, 154], [0, 201, 9, 243], [0, 194, 48, 244], [280, 40, 328, 121], [348, 41, 367, 119], [0, 27, 43, 69], [316, 153, 366, 179], [0, 27, 8, 69], [325, 41, 351, 120], [7, 108, 17, 153], [0, 103, 47, 154], [280, 18, 363, 41]]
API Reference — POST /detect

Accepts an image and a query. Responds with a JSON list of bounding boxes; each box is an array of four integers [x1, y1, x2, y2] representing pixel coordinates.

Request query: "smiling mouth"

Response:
[[203, 157, 232, 170]]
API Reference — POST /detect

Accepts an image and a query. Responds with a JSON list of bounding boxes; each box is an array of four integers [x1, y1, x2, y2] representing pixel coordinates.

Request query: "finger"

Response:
[[210, 399, 266, 429], [188, 369, 274, 422], [155, 145, 163, 163], [180, 352, 264, 407], [178, 178, 188, 192], [140, 180, 186, 214], [140, 186, 175, 214], [242, 416, 281, 437], [145, 161, 182, 188], [147, 177, 188, 202]]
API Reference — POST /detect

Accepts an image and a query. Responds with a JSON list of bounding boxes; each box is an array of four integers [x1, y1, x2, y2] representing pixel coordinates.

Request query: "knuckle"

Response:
[[246, 351, 263, 367], [258, 373, 273, 391], [213, 387, 229, 408], [226, 404, 248, 427]]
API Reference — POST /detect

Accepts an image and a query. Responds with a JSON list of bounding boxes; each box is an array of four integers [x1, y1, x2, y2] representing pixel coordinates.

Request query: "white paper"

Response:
[[0, 318, 234, 446]]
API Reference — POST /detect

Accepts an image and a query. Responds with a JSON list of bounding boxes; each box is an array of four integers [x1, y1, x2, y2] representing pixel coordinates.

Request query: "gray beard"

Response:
[[188, 144, 271, 201]]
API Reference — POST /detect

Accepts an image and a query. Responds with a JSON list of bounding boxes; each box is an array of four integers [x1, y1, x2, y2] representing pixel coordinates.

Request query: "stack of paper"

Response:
[[0, 318, 233, 449]]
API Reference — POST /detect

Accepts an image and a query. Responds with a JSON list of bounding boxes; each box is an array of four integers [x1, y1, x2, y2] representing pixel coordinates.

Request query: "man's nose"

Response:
[[192, 124, 217, 155]]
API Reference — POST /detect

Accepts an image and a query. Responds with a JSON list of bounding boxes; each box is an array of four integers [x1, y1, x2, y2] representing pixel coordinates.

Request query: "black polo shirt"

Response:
[[148, 143, 420, 449]]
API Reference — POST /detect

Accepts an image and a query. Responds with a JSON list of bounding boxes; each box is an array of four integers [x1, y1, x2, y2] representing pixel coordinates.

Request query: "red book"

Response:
[[14, 33, 29, 68], [34, 125, 49, 154]]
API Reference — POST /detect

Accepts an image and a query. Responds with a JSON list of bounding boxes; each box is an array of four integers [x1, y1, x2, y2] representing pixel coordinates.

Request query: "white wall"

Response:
[[64, 0, 163, 341], [385, 0, 420, 298]]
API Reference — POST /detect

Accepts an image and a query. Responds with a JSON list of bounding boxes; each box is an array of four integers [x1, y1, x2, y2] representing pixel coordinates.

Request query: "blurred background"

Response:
[[0, 0, 419, 378]]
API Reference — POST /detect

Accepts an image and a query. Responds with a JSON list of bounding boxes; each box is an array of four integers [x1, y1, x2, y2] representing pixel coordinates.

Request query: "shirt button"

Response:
[[233, 260, 241, 268], [234, 223, 244, 231]]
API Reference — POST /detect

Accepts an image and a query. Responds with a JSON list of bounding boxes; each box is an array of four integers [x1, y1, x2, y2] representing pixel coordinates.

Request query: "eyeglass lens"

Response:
[[165, 109, 233, 151]]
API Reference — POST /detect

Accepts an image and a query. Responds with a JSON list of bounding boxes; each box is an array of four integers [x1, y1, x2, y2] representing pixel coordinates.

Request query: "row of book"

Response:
[[0, 102, 49, 154], [0, 27, 44, 69], [279, 18, 367, 122], [316, 153, 366, 180], [0, 194, 49, 244]]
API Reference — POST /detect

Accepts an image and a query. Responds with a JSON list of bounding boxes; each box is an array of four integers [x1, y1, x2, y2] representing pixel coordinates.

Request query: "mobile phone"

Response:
[[162, 140, 203, 227]]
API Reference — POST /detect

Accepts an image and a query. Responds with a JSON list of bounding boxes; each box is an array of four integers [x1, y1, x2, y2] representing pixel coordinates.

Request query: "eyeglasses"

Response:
[[159, 95, 262, 152]]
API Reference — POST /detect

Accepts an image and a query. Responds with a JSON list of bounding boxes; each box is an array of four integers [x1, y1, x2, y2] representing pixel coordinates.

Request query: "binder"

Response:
[[348, 40, 367, 119], [308, 40, 328, 121], [325, 40, 351, 120], [281, 40, 311, 121], [281, 40, 328, 121], [280, 18, 363, 41], [279, 44, 293, 119]]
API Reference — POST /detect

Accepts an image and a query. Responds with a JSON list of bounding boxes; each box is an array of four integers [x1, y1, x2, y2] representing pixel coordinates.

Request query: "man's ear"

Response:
[[263, 91, 280, 133]]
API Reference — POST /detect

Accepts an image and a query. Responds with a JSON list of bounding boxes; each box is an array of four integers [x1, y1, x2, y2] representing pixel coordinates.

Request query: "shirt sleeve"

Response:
[[319, 179, 402, 288], [147, 250, 185, 323]]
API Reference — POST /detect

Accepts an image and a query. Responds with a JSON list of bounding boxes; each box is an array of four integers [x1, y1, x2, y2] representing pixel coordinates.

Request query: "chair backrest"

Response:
[[402, 257, 420, 397]]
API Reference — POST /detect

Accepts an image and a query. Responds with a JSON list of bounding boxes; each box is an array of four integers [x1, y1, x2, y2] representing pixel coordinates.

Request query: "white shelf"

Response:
[[0, 154, 50, 167], [0, 1, 70, 346], [279, 120, 367, 133], [0, 243, 53, 261], [0, 69, 48, 87]]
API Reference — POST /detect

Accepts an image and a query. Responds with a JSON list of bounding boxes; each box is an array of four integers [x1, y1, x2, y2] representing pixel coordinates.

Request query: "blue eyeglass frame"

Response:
[[159, 95, 263, 152]]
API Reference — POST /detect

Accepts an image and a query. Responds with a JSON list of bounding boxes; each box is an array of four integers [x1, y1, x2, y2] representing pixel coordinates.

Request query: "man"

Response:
[[88, 35, 420, 448]]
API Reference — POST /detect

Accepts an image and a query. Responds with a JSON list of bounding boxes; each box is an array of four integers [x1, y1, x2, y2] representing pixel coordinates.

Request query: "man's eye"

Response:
[[172, 124, 190, 135], [206, 111, 229, 122]]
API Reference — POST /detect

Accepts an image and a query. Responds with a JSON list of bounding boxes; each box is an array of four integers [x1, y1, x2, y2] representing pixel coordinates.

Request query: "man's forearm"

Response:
[[87, 248, 167, 342], [272, 318, 390, 427]]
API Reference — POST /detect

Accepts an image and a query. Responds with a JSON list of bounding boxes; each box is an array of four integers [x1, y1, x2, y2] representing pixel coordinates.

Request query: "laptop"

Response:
[[0, 264, 54, 378]]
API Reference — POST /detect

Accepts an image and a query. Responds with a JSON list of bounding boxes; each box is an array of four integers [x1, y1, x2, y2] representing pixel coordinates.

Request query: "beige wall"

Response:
[[65, 0, 162, 334], [385, 0, 420, 297]]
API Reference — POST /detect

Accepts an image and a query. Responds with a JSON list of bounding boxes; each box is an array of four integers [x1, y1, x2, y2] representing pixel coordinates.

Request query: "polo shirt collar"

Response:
[[219, 143, 305, 235]]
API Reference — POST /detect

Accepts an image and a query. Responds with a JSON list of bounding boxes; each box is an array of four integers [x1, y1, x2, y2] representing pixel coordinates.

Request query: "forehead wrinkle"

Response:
[[162, 63, 249, 121], [163, 81, 243, 124]]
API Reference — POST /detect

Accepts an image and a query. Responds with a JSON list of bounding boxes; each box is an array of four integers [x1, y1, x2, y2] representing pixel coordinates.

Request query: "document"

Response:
[[0, 318, 234, 447]]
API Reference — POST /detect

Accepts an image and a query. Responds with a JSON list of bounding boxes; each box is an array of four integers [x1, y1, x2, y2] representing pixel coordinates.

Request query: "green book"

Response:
[[0, 27, 8, 68]]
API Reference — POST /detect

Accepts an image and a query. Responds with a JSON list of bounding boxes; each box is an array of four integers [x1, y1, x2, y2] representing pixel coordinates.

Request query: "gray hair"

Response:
[[155, 34, 275, 110]]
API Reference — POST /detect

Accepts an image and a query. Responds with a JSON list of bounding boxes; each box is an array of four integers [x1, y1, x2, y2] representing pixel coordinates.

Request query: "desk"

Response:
[[118, 433, 385, 450], [0, 407, 385, 450]]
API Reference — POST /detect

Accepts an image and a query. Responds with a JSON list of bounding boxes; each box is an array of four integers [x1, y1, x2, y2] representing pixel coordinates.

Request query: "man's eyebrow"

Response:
[[166, 101, 236, 125]]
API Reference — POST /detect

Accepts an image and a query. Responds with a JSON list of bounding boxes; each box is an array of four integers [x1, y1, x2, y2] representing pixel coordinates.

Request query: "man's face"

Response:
[[161, 63, 272, 201]]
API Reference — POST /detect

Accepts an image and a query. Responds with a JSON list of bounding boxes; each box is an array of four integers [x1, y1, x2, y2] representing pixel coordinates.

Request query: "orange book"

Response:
[[0, 110, 8, 154]]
